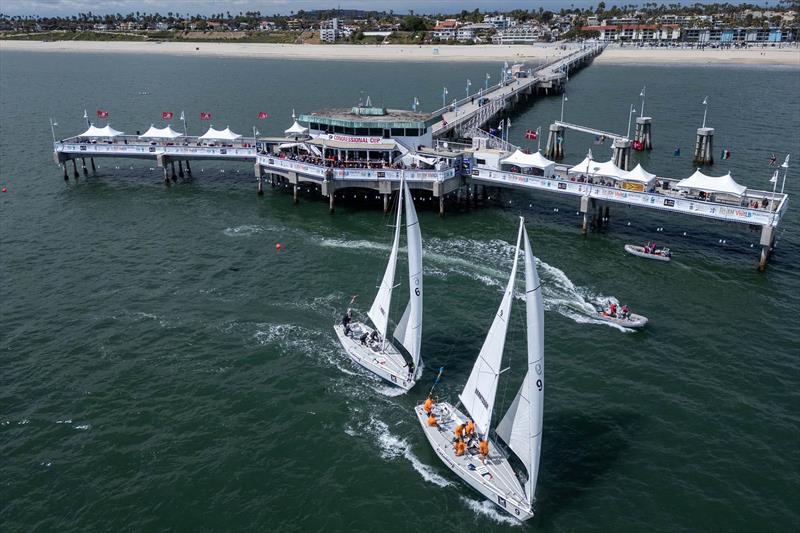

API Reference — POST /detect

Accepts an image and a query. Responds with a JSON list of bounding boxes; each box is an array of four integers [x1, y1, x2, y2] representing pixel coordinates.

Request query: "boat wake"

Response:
[[222, 224, 265, 237], [363, 416, 452, 488], [458, 496, 523, 526]]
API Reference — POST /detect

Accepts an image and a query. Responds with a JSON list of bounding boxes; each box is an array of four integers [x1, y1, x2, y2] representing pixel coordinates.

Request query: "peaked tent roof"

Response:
[[501, 149, 555, 170], [677, 169, 747, 197], [285, 121, 309, 136], [568, 155, 593, 174], [592, 159, 627, 179], [620, 163, 657, 184], [79, 123, 124, 138], [139, 125, 183, 140], [199, 126, 242, 141]]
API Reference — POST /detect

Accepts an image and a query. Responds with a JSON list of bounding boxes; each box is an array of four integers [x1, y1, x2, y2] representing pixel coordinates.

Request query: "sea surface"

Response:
[[1, 51, 799, 532]]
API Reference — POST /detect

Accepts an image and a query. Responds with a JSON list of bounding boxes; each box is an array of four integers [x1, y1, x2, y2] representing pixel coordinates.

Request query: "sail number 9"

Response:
[[536, 379, 543, 391]]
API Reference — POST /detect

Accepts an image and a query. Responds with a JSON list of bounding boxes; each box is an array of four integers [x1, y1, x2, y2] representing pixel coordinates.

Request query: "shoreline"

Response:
[[1, 40, 799, 66]]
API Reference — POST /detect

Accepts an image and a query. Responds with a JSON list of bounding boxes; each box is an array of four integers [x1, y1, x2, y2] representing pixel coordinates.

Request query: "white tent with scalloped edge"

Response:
[[139, 125, 183, 140], [79, 123, 123, 138], [285, 121, 309, 138], [500, 149, 555, 177], [677, 169, 747, 197], [199, 126, 242, 141], [620, 163, 657, 185]]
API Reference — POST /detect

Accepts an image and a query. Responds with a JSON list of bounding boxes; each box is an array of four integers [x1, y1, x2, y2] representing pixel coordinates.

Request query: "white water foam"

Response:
[[72, 424, 91, 431], [222, 225, 264, 237], [366, 416, 452, 488], [458, 496, 523, 526]]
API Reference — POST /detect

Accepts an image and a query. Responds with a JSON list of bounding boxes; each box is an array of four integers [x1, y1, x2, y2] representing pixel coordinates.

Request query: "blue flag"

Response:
[[673, 146, 681, 157]]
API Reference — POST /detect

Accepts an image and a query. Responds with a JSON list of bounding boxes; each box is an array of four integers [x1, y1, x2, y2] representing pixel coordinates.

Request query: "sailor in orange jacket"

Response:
[[423, 395, 434, 415], [454, 439, 466, 457], [454, 423, 465, 441], [427, 413, 438, 427], [465, 419, 475, 437], [479, 439, 489, 458]]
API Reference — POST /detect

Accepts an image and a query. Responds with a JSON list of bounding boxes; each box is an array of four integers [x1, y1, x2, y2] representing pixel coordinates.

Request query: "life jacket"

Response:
[[479, 440, 489, 457], [454, 424, 465, 439], [455, 440, 466, 456], [423, 398, 433, 414], [465, 421, 475, 435], [427, 415, 437, 427]]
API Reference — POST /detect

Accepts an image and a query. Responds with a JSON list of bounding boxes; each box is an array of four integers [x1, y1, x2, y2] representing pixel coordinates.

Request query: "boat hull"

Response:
[[334, 322, 417, 391], [597, 312, 648, 329], [624, 244, 671, 262], [414, 402, 533, 522]]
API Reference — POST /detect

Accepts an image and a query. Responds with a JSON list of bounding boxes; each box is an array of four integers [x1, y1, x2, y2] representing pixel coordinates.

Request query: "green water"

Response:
[[1, 51, 799, 532]]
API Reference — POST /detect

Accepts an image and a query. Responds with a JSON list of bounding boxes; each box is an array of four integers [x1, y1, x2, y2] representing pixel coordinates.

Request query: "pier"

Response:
[[50, 41, 791, 269]]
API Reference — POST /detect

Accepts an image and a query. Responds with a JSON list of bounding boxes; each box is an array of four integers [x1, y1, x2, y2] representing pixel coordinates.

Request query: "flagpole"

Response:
[[50, 117, 56, 143], [640, 86, 646, 118], [560, 94, 566, 123], [181, 111, 187, 136], [84, 109, 89, 128], [627, 104, 636, 139], [702, 97, 708, 128], [537, 126, 541, 152]]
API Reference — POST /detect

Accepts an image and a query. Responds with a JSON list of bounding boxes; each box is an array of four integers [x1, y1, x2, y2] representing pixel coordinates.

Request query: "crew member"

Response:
[[479, 439, 489, 458], [454, 423, 465, 441], [454, 439, 466, 457], [427, 413, 438, 427], [610, 303, 618, 317], [423, 395, 433, 415], [621, 304, 630, 319], [465, 418, 475, 437]]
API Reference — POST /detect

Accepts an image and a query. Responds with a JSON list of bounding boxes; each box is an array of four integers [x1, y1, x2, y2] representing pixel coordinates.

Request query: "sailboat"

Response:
[[415, 217, 543, 521], [333, 177, 423, 391]]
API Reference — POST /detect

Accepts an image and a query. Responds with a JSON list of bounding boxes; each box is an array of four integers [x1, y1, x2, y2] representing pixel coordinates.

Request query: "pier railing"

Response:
[[55, 138, 257, 159], [257, 155, 456, 182], [472, 166, 786, 227]]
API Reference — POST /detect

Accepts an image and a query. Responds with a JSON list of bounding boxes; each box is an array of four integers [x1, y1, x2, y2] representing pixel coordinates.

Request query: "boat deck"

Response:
[[334, 322, 415, 389]]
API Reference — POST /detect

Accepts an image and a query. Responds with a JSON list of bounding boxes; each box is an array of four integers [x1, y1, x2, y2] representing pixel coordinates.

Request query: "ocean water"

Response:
[[1, 51, 799, 532]]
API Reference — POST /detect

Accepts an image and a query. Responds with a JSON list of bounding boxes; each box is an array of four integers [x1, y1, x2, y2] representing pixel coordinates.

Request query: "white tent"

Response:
[[285, 121, 309, 138], [620, 163, 656, 184], [677, 169, 747, 197], [199, 126, 242, 142], [592, 159, 627, 179], [568, 155, 594, 175], [500, 149, 555, 177], [79, 123, 123, 138], [139, 125, 183, 140]]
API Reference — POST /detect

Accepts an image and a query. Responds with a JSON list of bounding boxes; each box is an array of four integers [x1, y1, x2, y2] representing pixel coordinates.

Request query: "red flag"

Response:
[[162, 111, 174, 120], [257, 111, 268, 119], [524, 129, 537, 140], [200, 112, 212, 120], [633, 140, 643, 151], [96, 110, 109, 118]]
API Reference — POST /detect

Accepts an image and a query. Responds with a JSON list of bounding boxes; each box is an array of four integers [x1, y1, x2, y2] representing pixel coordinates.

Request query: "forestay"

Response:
[[393, 179, 423, 367], [368, 183, 404, 340], [496, 225, 544, 505], [459, 222, 523, 436]]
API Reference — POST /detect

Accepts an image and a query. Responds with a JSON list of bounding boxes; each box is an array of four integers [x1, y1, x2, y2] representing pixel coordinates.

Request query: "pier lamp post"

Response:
[[180, 110, 187, 136], [626, 104, 637, 139], [560, 94, 568, 123], [639, 86, 646, 118], [485, 73, 491, 90], [442, 87, 448, 109], [701, 96, 709, 128], [780, 154, 790, 195], [466, 79, 472, 98], [49, 118, 58, 143]]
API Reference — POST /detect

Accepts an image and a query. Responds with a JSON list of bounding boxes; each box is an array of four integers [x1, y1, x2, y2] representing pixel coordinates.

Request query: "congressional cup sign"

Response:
[[326, 133, 385, 144]]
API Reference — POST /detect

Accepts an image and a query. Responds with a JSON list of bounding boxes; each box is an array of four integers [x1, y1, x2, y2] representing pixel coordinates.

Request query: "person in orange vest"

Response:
[[427, 413, 438, 427], [423, 395, 433, 415], [454, 423, 465, 441], [479, 439, 489, 458], [465, 419, 475, 437], [454, 439, 466, 457]]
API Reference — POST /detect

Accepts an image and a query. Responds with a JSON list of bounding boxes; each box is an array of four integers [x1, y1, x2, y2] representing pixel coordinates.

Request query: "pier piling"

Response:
[[329, 191, 335, 213], [81, 158, 88, 176], [63, 164, 68, 181], [72, 159, 79, 179], [693, 127, 715, 166], [383, 193, 389, 214], [170, 162, 176, 182], [635, 117, 653, 150], [163, 167, 169, 185], [439, 195, 445, 217], [178, 161, 184, 178], [90, 157, 96, 173], [580, 195, 590, 235], [612, 138, 632, 171], [293, 184, 299, 204], [185, 160, 192, 176], [758, 226, 775, 271], [545, 124, 565, 161]]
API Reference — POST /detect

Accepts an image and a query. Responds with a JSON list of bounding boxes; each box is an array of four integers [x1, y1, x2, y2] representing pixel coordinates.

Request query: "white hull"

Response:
[[624, 244, 671, 262], [414, 402, 533, 522], [334, 322, 417, 391], [597, 311, 648, 329]]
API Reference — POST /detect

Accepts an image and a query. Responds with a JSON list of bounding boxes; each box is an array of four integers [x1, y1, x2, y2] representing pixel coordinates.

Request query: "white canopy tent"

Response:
[[500, 149, 555, 177], [620, 163, 656, 184], [139, 125, 183, 140], [592, 160, 627, 179], [677, 169, 747, 197], [79, 124, 123, 139], [285, 121, 309, 138], [198, 126, 242, 142]]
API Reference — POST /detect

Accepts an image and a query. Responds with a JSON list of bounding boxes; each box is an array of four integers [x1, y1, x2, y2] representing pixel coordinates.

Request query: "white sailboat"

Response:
[[333, 177, 423, 391], [415, 217, 544, 521]]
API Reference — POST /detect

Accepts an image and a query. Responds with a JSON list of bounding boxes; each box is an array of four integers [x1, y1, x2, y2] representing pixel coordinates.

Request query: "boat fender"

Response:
[[467, 463, 476, 471]]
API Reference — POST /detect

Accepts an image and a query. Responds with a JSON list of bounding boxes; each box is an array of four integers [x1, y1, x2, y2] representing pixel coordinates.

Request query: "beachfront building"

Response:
[[584, 24, 681, 42], [457, 23, 495, 43], [320, 18, 340, 43], [432, 19, 459, 41], [491, 24, 544, 44], [484, 15, 517, 31]]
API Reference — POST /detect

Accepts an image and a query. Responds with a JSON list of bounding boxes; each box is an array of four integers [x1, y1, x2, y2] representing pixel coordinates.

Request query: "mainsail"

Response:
[[367, 184, 403, 339], [393, 180, 423, 367], [496, 224, 544, 505], [458, 220, 523, 436]]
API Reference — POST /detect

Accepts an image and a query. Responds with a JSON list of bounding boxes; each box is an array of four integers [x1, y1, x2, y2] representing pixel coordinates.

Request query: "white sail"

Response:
[[458, 220, 523, 436], [367, 186, 403, 339], [496, 224, 544, 505], [393, 180, 423, 367]]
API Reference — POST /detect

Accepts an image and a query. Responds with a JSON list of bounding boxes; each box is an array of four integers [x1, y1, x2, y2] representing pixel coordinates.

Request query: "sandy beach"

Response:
[[1, 39, 798, 65]]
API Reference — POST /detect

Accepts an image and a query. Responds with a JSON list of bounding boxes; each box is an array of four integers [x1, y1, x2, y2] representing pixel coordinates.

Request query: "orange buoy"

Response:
[[275, 243, 282, 251]]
